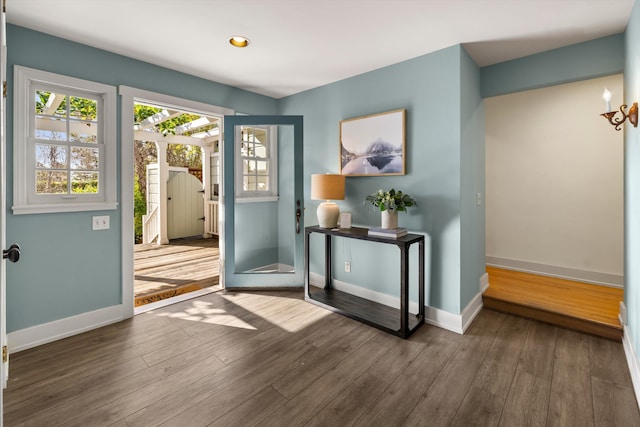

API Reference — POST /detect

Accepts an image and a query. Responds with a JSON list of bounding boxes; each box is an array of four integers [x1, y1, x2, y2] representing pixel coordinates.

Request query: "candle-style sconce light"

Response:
[[601, 88, 638, 131]]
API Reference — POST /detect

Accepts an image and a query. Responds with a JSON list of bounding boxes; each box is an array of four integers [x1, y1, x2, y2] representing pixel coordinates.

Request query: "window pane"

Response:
[[257, 161, 268, 175], [71, 171, 99, 193], [36, 144, 66, 168], [243, 160, 256, 174], [35, 91, 66, 117], [71, 146, 99, 170], [36, 170, 67, 194], [257, 175, 268, 191], [243, 175, 256, 191], [255, 144, 267, 158], [35, 116, 68, 141], [69, 96, 97, 121], [69, 120, 98, 143]]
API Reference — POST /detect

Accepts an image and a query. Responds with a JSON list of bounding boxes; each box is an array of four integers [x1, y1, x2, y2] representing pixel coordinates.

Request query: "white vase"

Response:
[[381, 210, 398, 229]]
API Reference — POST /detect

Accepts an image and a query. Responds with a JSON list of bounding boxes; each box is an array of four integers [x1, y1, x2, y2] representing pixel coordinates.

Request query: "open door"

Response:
[[222, 116, 303, 287]]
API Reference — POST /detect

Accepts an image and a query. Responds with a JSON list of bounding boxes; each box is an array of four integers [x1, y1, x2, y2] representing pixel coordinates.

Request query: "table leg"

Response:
[[324, 234, 332, 289], [400, 244, 409, 336]]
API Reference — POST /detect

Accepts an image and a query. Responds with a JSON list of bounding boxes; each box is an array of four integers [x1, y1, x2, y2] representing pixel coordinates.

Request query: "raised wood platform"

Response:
[[135, 237, 220, 306], [483, 266, 623, 341]]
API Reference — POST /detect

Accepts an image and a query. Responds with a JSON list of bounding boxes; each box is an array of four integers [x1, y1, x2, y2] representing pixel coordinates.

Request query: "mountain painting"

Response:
[[339, 109, 405, 176]]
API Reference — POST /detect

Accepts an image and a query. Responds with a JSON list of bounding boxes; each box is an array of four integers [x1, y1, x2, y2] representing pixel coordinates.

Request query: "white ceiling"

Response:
[[7, 0, 636, 99]]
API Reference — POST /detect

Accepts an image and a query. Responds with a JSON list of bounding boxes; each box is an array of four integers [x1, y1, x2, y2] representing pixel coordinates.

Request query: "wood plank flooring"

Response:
[[483, 266, 623, 341], [134, 237, 220, 306], [4, 290, 639, 426]]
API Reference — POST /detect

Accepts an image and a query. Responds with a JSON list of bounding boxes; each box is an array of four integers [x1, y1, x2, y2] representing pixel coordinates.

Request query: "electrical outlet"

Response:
[[92, 215, 110, 230], [345, 261, 351, 272]]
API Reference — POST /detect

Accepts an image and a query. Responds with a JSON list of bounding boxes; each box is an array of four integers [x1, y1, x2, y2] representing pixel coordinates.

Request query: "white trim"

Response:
[[620, 301, 628, 326], [7, 304, 125, 353], [486, 256, 623, 288], [119, 85, 233, 318], [480, 272, 489, 292], [118, 86, 234, 118], [622, 326, 640, 411], [308, 272, 484, 334], [461, 291, 484, 332], [12, 201, 118, 215], [425, 291, 484, 334]]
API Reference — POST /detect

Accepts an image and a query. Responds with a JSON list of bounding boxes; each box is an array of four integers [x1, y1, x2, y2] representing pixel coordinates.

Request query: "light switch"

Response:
[[92, 215, 110, 230]]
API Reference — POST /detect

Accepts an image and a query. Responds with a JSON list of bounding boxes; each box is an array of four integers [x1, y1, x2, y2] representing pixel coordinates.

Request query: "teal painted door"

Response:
[[222, 116, 303, 287]]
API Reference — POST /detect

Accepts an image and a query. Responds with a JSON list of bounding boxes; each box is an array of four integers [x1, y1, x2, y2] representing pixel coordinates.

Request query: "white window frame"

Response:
[[13, 65, 117, 214], [235, 125, 278, 203]]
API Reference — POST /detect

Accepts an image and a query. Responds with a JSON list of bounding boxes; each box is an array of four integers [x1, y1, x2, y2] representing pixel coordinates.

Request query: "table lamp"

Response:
[[311, 174, 345, 228]]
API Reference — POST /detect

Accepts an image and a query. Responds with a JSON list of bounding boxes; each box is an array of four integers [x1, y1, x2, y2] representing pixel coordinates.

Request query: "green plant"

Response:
[[364, 188, 416, 212]]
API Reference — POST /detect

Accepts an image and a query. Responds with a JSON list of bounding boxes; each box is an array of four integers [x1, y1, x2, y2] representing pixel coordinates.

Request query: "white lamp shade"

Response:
[[311, 174, 345, 200]]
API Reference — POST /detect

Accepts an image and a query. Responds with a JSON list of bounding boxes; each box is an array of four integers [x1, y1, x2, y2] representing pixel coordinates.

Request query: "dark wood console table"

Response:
[[304, 226, 424, 338]]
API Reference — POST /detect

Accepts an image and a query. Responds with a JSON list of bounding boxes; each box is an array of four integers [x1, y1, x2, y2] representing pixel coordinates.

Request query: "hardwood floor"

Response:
[[4, 290, 639, 426], [134, 237, 220, 306], [483, 266, 623, 341]]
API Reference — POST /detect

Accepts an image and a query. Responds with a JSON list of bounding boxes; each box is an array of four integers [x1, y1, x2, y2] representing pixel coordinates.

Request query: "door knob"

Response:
[[3, 244, 20, 263]]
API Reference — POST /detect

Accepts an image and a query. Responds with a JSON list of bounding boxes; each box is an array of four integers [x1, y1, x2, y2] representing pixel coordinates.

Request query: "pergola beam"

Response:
[[134, 130, 217, 147]]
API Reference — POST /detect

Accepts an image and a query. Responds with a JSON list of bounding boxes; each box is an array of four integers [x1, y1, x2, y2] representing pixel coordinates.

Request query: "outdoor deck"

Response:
[[134, 237, 221, 307]]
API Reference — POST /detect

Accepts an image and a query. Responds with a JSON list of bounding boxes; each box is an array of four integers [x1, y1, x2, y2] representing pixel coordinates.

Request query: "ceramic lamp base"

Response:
[[317, 201, 340, 228]]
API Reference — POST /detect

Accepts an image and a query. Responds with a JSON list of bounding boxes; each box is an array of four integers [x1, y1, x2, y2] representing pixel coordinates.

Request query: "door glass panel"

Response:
[[234, 124, 294, 274]]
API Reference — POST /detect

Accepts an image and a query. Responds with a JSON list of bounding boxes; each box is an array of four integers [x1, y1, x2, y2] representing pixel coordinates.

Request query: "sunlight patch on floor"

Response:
[[153, 300, 257, 330], [220, 292, 332, 333]]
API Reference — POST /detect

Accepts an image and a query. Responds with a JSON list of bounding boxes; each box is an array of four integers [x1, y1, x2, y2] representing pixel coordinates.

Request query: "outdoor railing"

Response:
[[142, 206, 159, 244]]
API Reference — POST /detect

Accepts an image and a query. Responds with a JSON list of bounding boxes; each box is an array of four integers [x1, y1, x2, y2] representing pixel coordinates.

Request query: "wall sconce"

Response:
[[311, 174, 345, 228], [601, 88, 638, 131]]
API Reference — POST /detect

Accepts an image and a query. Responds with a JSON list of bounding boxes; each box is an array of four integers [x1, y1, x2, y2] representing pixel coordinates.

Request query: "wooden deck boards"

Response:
[[483, 266, 623, 340], [134, 237, 220, 306]]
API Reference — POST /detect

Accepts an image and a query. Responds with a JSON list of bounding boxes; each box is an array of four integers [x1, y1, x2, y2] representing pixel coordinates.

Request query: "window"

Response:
[[13, 66, 117, 214], [235, 125, 278, 201]]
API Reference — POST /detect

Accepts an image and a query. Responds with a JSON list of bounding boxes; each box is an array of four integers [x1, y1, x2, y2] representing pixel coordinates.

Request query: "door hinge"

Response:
[[2, 81, 6, 98], [2, 345, 7, 363], [2, 0, 5, 14]]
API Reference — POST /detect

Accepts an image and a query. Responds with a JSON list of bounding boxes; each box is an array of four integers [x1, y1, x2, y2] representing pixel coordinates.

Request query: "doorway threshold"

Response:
[[135, 285, 222, 315]]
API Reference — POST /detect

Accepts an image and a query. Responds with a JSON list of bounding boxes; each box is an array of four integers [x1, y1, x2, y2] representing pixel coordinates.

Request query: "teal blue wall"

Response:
[[625, 0, 640, 380], [481, 34, 625, 98], [279, 45, 483, 314], [460, 48, 486, 309], [6, 25, 277, 332]]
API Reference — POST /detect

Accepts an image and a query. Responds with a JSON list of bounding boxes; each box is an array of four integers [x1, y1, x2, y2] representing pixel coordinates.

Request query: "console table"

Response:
[[304, 226, 424, 338]]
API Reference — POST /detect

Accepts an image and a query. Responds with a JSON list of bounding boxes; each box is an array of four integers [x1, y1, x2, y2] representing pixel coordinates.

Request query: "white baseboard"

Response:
[[486, 256, 623, 288], [309, 272, 419, 311], [620, 301, 628, 327], [309, 272, 484, 335], [8, 304, 126, 353], [425, 290, 484, 334], [622, 326, 640, 411], [480, 272, 489, 292]]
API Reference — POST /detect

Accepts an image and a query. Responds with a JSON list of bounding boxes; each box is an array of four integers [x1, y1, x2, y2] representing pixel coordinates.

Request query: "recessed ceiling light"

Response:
[[229, 36, 250, 48]]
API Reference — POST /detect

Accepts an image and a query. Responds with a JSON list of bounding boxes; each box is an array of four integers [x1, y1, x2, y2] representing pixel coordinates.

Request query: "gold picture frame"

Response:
[[339, 109, 406, 176]]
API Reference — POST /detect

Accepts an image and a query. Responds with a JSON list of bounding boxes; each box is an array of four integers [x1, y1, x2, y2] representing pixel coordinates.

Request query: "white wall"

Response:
[[485, 74, 624, 286]]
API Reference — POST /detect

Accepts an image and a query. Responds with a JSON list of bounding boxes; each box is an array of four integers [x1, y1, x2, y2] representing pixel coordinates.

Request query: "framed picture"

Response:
[[339, 109, 405, 176]]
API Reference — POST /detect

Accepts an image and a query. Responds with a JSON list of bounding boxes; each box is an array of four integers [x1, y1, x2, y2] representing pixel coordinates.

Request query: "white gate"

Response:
[[167, 172, 205, 240]]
